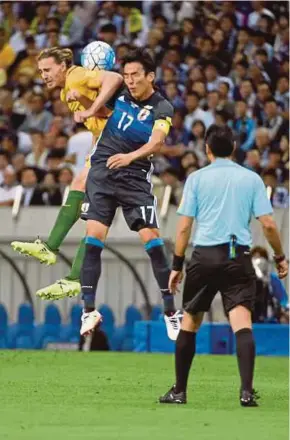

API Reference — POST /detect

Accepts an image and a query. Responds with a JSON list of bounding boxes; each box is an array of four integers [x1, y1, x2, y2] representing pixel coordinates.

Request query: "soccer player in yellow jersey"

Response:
[[11, 47, 123, 299]]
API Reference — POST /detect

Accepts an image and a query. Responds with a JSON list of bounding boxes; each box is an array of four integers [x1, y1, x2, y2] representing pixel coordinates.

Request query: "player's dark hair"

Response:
[[100, 23, 117, 34], [250, 246, 269, 260], [0, 149, 10, 161], [122, 48, 156, 74], [205, 124, 235, 157]]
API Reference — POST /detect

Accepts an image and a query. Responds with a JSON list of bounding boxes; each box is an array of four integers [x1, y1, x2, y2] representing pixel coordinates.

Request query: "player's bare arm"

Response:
[[107, 128, 167, 170], [169, 216, 194, 294], [258, 214, 288, 279], [74, 71, 123, 122]]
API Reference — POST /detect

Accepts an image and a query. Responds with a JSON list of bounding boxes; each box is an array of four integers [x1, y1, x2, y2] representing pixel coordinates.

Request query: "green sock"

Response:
[[46, 190, 85, 251], [66, 238, 86, 281]]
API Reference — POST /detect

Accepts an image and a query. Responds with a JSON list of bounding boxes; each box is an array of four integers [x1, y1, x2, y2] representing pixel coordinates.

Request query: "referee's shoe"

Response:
[[159, 386, 187, 404]]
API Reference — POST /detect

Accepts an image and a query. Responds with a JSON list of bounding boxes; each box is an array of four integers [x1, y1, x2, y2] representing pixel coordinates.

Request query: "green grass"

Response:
[[0, 351, 288, 440]]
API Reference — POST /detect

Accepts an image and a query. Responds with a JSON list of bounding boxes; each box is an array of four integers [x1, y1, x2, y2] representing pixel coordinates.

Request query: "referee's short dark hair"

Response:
[[205, 124, 235, 157]]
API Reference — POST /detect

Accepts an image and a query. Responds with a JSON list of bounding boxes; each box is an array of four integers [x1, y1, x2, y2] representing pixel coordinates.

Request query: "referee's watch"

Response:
[[273, 254, 286, 263]]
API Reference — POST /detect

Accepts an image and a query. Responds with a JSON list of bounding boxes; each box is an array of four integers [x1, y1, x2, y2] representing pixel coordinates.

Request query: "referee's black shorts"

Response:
[[182, 244, 256, 315]]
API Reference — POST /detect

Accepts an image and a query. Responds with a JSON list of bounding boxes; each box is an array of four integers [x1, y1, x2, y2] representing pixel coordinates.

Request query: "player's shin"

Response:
[[46, 190, 85, 251], [235, 328, 256, 392], [66, 237, 86, 281], [175, 329, 196, 393], [144, 238, 175, 314], [80, 237, 104, 312]]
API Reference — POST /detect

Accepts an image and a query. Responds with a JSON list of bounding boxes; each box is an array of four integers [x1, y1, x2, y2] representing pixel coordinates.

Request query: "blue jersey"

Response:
[[91, 86, 174, 174]]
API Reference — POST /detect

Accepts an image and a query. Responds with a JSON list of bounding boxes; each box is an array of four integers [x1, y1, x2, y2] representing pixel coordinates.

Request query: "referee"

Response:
[[159, 125, 288, 407]]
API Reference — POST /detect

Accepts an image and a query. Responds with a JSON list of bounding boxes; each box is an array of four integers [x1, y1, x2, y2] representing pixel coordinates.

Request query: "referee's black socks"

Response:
[[175, 329, 196, 393], [144, 238, 175, 314], [235, 328, 255, 392]]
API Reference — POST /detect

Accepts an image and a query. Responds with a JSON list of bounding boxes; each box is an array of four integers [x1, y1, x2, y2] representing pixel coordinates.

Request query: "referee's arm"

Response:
[[169, 175, 196, 293], [253, 176, 288, 279]]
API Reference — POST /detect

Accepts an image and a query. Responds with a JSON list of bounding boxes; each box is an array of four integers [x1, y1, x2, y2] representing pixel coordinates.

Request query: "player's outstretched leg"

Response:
[[11, 168, 88, 264], [36, 237, 86, 300], [229, 305, 259, 407], [80, 220, 109, 336], [139, 228, 181, 341], [159, 311, 203, 404]]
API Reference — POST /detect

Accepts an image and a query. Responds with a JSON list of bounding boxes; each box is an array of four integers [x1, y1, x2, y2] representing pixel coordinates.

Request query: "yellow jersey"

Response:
[[60, 66, 108, 136]]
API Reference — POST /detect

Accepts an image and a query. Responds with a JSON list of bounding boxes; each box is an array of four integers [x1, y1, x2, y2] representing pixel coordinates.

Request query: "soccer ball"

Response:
[[81, 41, 115, 71]]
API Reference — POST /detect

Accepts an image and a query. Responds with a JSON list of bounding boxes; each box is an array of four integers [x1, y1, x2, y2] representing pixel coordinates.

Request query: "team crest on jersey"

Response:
[[137, 108, 151, 121]]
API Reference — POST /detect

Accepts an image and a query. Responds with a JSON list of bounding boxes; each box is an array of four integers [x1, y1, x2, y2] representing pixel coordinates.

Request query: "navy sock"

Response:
[[236, 328, 255, 392], [80, 236, 104, 311], [145, 238, 175, 314]]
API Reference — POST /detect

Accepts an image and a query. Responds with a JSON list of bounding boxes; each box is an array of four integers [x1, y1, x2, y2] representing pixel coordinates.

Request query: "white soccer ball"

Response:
[[81, 41, 116, 71]]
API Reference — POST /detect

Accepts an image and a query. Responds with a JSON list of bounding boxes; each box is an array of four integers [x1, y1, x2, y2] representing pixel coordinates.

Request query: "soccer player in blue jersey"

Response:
[[75, 48, 181, 339]]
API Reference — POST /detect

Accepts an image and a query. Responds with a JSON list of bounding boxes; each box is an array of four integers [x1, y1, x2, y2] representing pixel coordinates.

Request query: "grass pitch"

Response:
[[0, 351, 288, 440]]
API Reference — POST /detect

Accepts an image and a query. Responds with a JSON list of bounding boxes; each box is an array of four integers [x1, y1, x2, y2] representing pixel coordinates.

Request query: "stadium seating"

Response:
[[60, 304, 82, 343], [0, 303, 288, 355], [0, 304, 8, 349], [34, 304, 62, 349], [8, 303, 35, 349], [133, 321, 289, 356]]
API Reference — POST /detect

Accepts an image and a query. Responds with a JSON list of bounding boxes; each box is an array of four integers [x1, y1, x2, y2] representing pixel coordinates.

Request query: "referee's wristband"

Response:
[[172, 254, 185, 271]]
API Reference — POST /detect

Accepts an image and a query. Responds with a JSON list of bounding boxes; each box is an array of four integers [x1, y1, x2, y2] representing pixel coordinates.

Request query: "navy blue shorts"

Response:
[[81, 164, 159, 231]]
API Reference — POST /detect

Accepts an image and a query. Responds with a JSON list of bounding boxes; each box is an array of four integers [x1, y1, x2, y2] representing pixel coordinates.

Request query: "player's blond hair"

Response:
[[37, 47, 73, 69]]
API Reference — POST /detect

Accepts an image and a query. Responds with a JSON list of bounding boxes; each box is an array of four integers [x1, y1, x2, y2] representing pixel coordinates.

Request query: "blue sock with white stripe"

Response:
[[80, 236, 104, 311], [144, 238, 175, 314]]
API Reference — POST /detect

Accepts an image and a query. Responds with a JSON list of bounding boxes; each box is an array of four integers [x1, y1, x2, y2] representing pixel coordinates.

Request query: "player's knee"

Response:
[[71, 168, 89, 191], [86, 220, 108, 242], [181, 311, 203, 332], [138, 227, 160, 244], [229, 305, 252, 333]]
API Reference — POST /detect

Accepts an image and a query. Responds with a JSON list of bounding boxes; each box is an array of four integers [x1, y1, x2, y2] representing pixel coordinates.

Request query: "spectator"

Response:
[[55, 0, 84, 46], [98, 23, 120, 48], [248, 1, 275, 30], [0, 149, 10, 184], [232, 100, 256, 155], [25, 130, 48, 168], [94, 1, 123, 35], [235, 27, 253, 57], [29, 2, 51, 35], [236, 79, 256, 116], [19, 92, 53, 133], [19, 166, 45, 206], [9, 16, 31, 54], [46, 149, 66, 171], [0, 167, 17, 206], [251, 245, 289, 323], [40, 171, 62, 206], [184, 92, 209, 132], [11, 152, 25, 173], [35, 17, 70, 49], [220, 14, 237, 52], [159, 167, 183, 206], [244, 149, 262, 174], [58, 166, 74, 188], [164, 81, 185, 110], [254, 127, 272, 168], [187, 120, 207, 167], [118, 2, 149, 47], [275, 75, 289, 116], [253, 81, 272, 124], [264, 98, 286, 142]]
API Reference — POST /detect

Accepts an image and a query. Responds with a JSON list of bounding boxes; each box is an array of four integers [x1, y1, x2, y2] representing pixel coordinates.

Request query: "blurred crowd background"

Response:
[[0, 0, 288, 209]]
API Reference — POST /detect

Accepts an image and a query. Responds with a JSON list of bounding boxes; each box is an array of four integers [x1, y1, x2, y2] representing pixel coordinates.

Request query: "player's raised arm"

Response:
[[74, 70, 123, 122]]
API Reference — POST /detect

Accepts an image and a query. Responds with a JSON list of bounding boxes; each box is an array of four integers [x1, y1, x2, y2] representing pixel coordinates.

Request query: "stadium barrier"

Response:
[[133, 321, 289, 357]]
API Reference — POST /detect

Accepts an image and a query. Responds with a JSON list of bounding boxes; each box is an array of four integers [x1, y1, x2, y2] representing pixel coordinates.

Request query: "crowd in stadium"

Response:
[[0, 1, 288, 208]]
